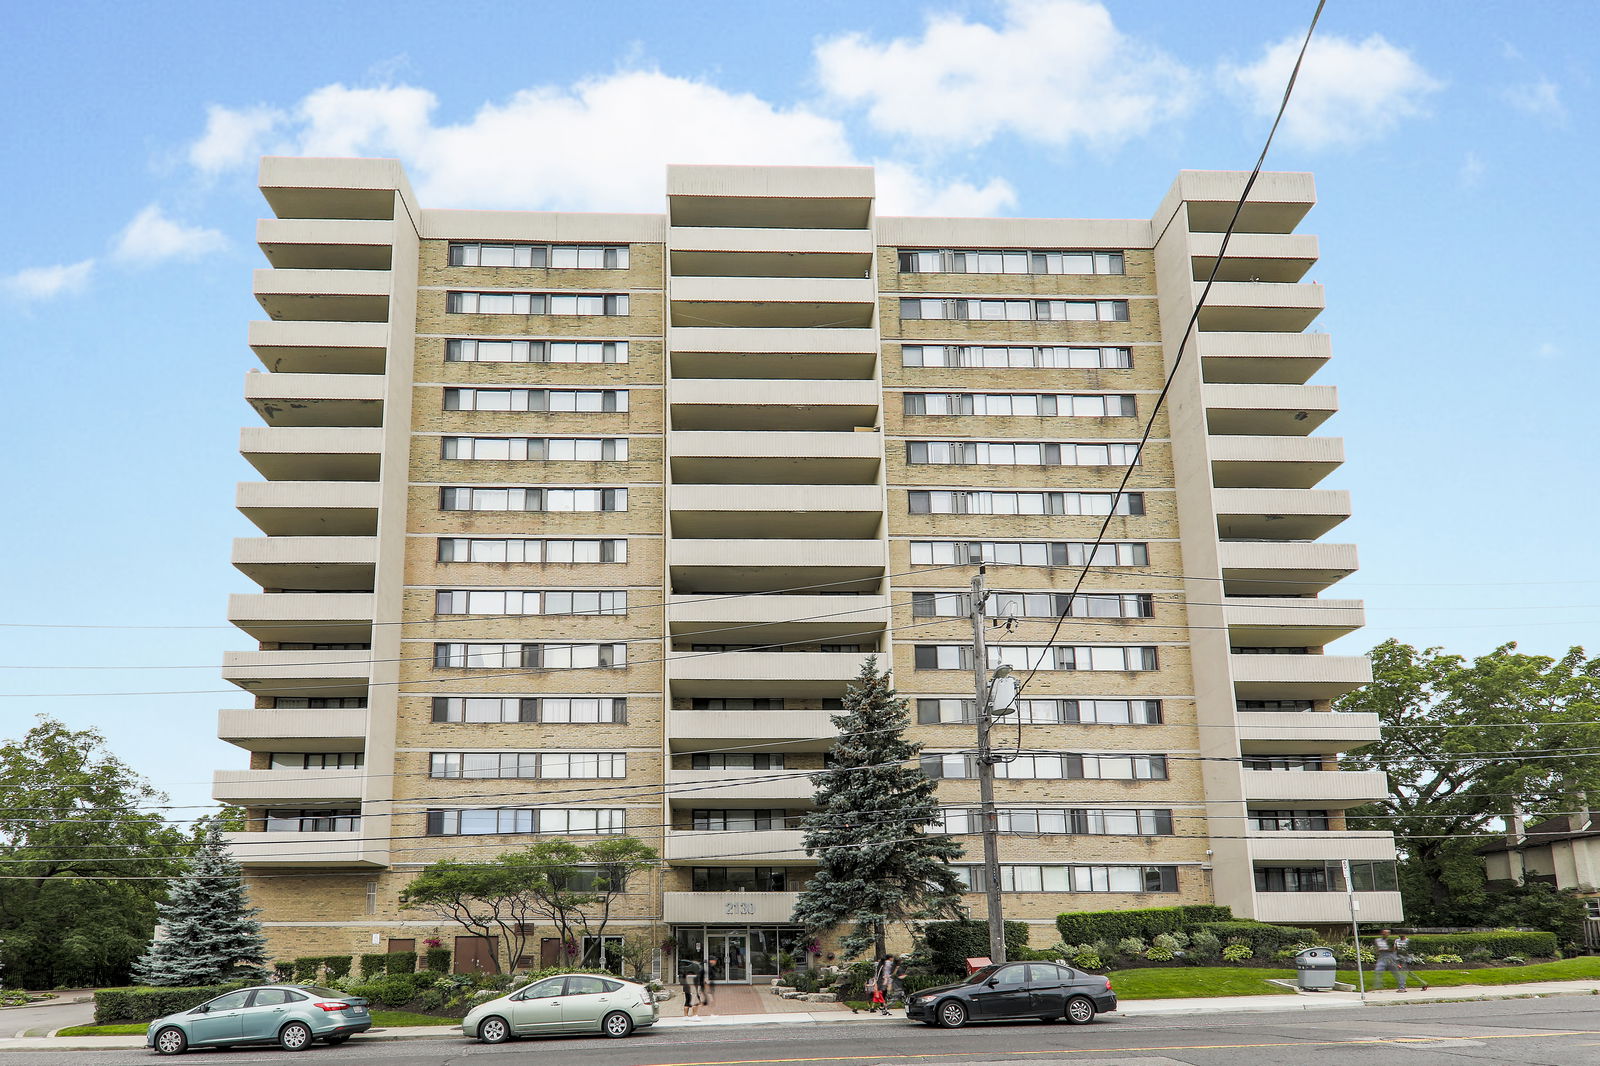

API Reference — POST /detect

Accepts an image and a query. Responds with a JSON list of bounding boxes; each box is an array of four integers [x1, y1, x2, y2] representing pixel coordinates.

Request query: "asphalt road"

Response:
[[4, 998, 1599, 1065], [2, 994, 95, 1038]]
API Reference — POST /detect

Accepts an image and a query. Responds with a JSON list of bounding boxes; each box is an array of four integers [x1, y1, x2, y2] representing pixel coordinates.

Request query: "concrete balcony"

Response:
[[221, 650, 372, 695], [248, 320, 389, 375], [667, 651, 869, 698], [1189, 232, 1318, 284], [671, 431, 882, 484], [663, 890, 803, 924], [1198, 331, 1330, 386], [1253, 891, 1404, 924], [227, 593, 375, 644], [1194, 281, 1323, 333], [1218, 540, 1358, 596], [1224, 597, 1365, 647], [1204, 383, 1338, 435], [668, 709, 841, 752], [1213, 488, 1351, 540], [217, 708, 367, 752], [669, 594, 890, 644], [213, 768, 364, 805], [664, 828, 811, 865], [671, 227, 875, 256], [232, 536, 377, 591], [669, 539, 886, 593], [1236, 711, 1382, 753], [257, 218, 395, 270], [1248, 831, 1397, 863], [1172, 171, 1315, 234], [1209, 436, 1343, 489], [670, 485, 883, 539], [670, 379, 879, 431], [253, 268, 391, 322], [223, 830, 382, 869], [244, 371, 384, 427], [240, 426, 382, 482], [1231, 653, 1372, 701], [237, 481, 381, 537], [259, 156, 407, 221], [669, 326, 879, 379], [1242, 769, 1390, 807], [666, 768, 817, 805]]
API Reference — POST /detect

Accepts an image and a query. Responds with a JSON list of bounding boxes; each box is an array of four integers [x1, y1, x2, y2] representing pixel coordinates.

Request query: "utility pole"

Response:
[[970, 566, 1007, 963]]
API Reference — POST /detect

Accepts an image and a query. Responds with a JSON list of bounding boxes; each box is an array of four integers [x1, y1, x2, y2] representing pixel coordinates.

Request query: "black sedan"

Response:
[[906, 962, 1116, 1028]]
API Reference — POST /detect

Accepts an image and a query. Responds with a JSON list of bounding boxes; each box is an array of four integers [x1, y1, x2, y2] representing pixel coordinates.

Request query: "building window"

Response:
[[906, 441, 1142, 467], [1254, 866, 1329, 892], [264, 808, 360, 832], [432, 696, 626, 724], [446, 292, 629, 316], [1231, 646, 1311, 655], [1242, 754, 1327, 772], [439, 487, 627, 512], [909, 540, 1148, 568], [449, 243, 629, 269], [429, 752, 626, 779], [911, 591, 1153, 620], [444, 388, 629, 412], [691, 867, 789, 892], [437, 538, 626, 563], [902, 345, 1132, 369], [269, 753, 364, 770], [956, 864, 1176, 893], [272, 697, 368, 709], [432, 643, 625, 669], [900, 298, 1128, 322], [365, 881, 378, 915], [906, 490, 1143, 517], [923, 752, 1167, 780], [897, 249, 1124, 275], [434, 590, 627, 616], [425, 807, 625, 836], [690, 809, 791, 831], [913, 644, 1158, 672], [1236, 699, 1316, 712], [939, 807, 1172, 836], [691, 753, 785, 769], [1250, 809, 1331, 831], [444, 339, 628, 363], [441, 437, 629, 461], [904, 393, 1136, 417], [690, 698, 785, 710]]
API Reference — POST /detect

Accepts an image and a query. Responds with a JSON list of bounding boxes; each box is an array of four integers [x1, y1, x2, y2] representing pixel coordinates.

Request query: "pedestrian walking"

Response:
[[1372, 929, 1427, 992], [699, 955, 717, 1013], [680, 959, 702, 1018], [874, 955, 896, 1015], [890, 954, 910, 1007]]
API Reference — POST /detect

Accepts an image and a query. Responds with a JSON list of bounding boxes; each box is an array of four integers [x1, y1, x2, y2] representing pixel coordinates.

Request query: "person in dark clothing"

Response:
[[699, 956, 718, 1013], [680, 960, 702, 1017]]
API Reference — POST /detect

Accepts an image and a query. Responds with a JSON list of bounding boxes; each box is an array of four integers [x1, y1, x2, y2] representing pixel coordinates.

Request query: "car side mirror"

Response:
[[191, 1005, 208, 1014], [985, 978, 999, 987]]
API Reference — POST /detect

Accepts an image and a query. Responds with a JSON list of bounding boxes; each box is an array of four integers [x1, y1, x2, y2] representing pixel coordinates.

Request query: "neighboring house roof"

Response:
[[1476, 813, 1600, 856]]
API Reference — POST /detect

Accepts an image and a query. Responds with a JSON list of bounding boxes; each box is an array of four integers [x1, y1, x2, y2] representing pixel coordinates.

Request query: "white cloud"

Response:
[[184, 70, 1013, 216], [2, 259, 94, 299], [1503, 77, 1564, 121], [815, 0, 1194, 149], [1222, 32, 1442, 149], [112, 205, 227, 264]]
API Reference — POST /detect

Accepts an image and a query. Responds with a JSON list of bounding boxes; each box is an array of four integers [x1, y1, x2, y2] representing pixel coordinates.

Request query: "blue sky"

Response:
[[2, 0, 1596, 815]]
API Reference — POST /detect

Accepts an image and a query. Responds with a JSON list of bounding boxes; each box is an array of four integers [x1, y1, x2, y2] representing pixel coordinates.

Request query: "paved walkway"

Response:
[[6, 979, 1595, 1052], [660, 981, 848, 1019]]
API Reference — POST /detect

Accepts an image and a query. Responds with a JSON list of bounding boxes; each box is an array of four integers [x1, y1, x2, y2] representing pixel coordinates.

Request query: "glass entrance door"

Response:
[[707, 932, 749, 982]]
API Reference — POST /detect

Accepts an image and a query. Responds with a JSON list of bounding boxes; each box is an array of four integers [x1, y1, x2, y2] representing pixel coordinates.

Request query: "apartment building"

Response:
[[217, 157, 1396, 978]]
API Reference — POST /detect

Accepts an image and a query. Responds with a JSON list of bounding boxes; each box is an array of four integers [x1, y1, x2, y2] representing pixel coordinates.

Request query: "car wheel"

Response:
[[153, 1026, 188, 1055], [936, 999, 968, 1029], [278, 1021, 314, 1051], [1065, 996, 1096, 1025], [602, 1010, 635, 1038], [477, 1015, 512, 1044]]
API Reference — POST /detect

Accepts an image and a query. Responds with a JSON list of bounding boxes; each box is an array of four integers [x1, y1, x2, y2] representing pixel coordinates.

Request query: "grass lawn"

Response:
[[1107, 967, 1295, 999], [55, 1011, 456, 1038], [1339, 956, 1600, 989]]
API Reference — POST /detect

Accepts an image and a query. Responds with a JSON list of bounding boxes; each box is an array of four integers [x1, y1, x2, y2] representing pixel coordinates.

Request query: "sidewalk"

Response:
[[4, 980, 1594, 1052]]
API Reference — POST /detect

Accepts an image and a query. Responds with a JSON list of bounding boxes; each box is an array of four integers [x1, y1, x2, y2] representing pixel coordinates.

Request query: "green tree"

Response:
[[133, 821, 270, 986], [1336, 640, 1600, 922], [0, 717, 190, 988], [792, 656, 966, 958]]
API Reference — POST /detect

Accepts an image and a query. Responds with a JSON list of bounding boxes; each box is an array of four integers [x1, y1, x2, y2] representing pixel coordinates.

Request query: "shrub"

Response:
[[904, 973, 964, 993], [1115, 937, 1147, 958], [1339, 944, 1375, 964], [358, 953, 388, 979], [1072, 949, 1104, 971], [830, 960, 878, 1001], [1055, 905, 1232, 946], [1187, 931, 1220, 961], [416, 987, 447, 1014], [94, 983, 252, 1024], [1193, 922, 1320, 956], [349, 976, 418, 1008], [1150, 934, 1180, 952], [271, 961, 294, 982], [1145, 945, 1176, 962], [425, 947, 451, 973], [292, 957, 321, 983], [1404, 932, 1557, 959], [1502, 956, 1526, 966], [385, 951, 418, 975], [1466, 945, 1494, 961], [322, 955, 352, 981], [1430, 953, 1464, 964], [1220, 943, 1253, 963], [923, 919, 1032, 974]]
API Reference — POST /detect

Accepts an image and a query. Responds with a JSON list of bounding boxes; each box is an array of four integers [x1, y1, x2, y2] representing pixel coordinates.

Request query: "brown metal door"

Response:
[[454, 936, 499, 973], [540, 938, 564, 967], [388, 938, 416, 954]]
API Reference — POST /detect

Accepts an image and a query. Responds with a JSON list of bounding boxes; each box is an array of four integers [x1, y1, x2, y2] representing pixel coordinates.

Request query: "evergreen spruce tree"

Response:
[[133, 822, 269, 986], [792, 656, 966, 958]]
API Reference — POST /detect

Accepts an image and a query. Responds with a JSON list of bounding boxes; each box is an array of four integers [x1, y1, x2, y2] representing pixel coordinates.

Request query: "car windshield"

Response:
[[300, 987, 346, 999], [962, 966, 1001, 985]]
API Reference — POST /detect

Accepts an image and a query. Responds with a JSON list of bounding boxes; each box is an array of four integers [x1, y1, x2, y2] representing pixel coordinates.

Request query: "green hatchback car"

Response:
[[146, 985, 371, 1054], [463, 973, 658, 1042]]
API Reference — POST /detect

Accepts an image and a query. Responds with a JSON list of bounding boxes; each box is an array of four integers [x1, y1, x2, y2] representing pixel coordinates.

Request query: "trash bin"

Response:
[[1294, 947, 1338, 991]]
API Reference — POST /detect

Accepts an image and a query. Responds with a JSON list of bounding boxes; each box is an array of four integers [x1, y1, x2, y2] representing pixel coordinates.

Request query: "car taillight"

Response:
[[314, 1001, 350, 1012], [1104, 979, 1113, 991]]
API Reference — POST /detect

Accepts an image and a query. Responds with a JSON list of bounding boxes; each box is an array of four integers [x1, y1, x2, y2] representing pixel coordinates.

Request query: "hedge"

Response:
[[1055, 905, 1233, 945], [1405, 931, 1557, 958], [292, 957, 321, 983], [924, 919, 1032, 974], [424, 947, 452, 973], [385, 950, 418, 975], [323, 955, 353, 980], [358, 953, 389, 978], [95, 983, 251, 1024], [1192, 921, 1319, 954]]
